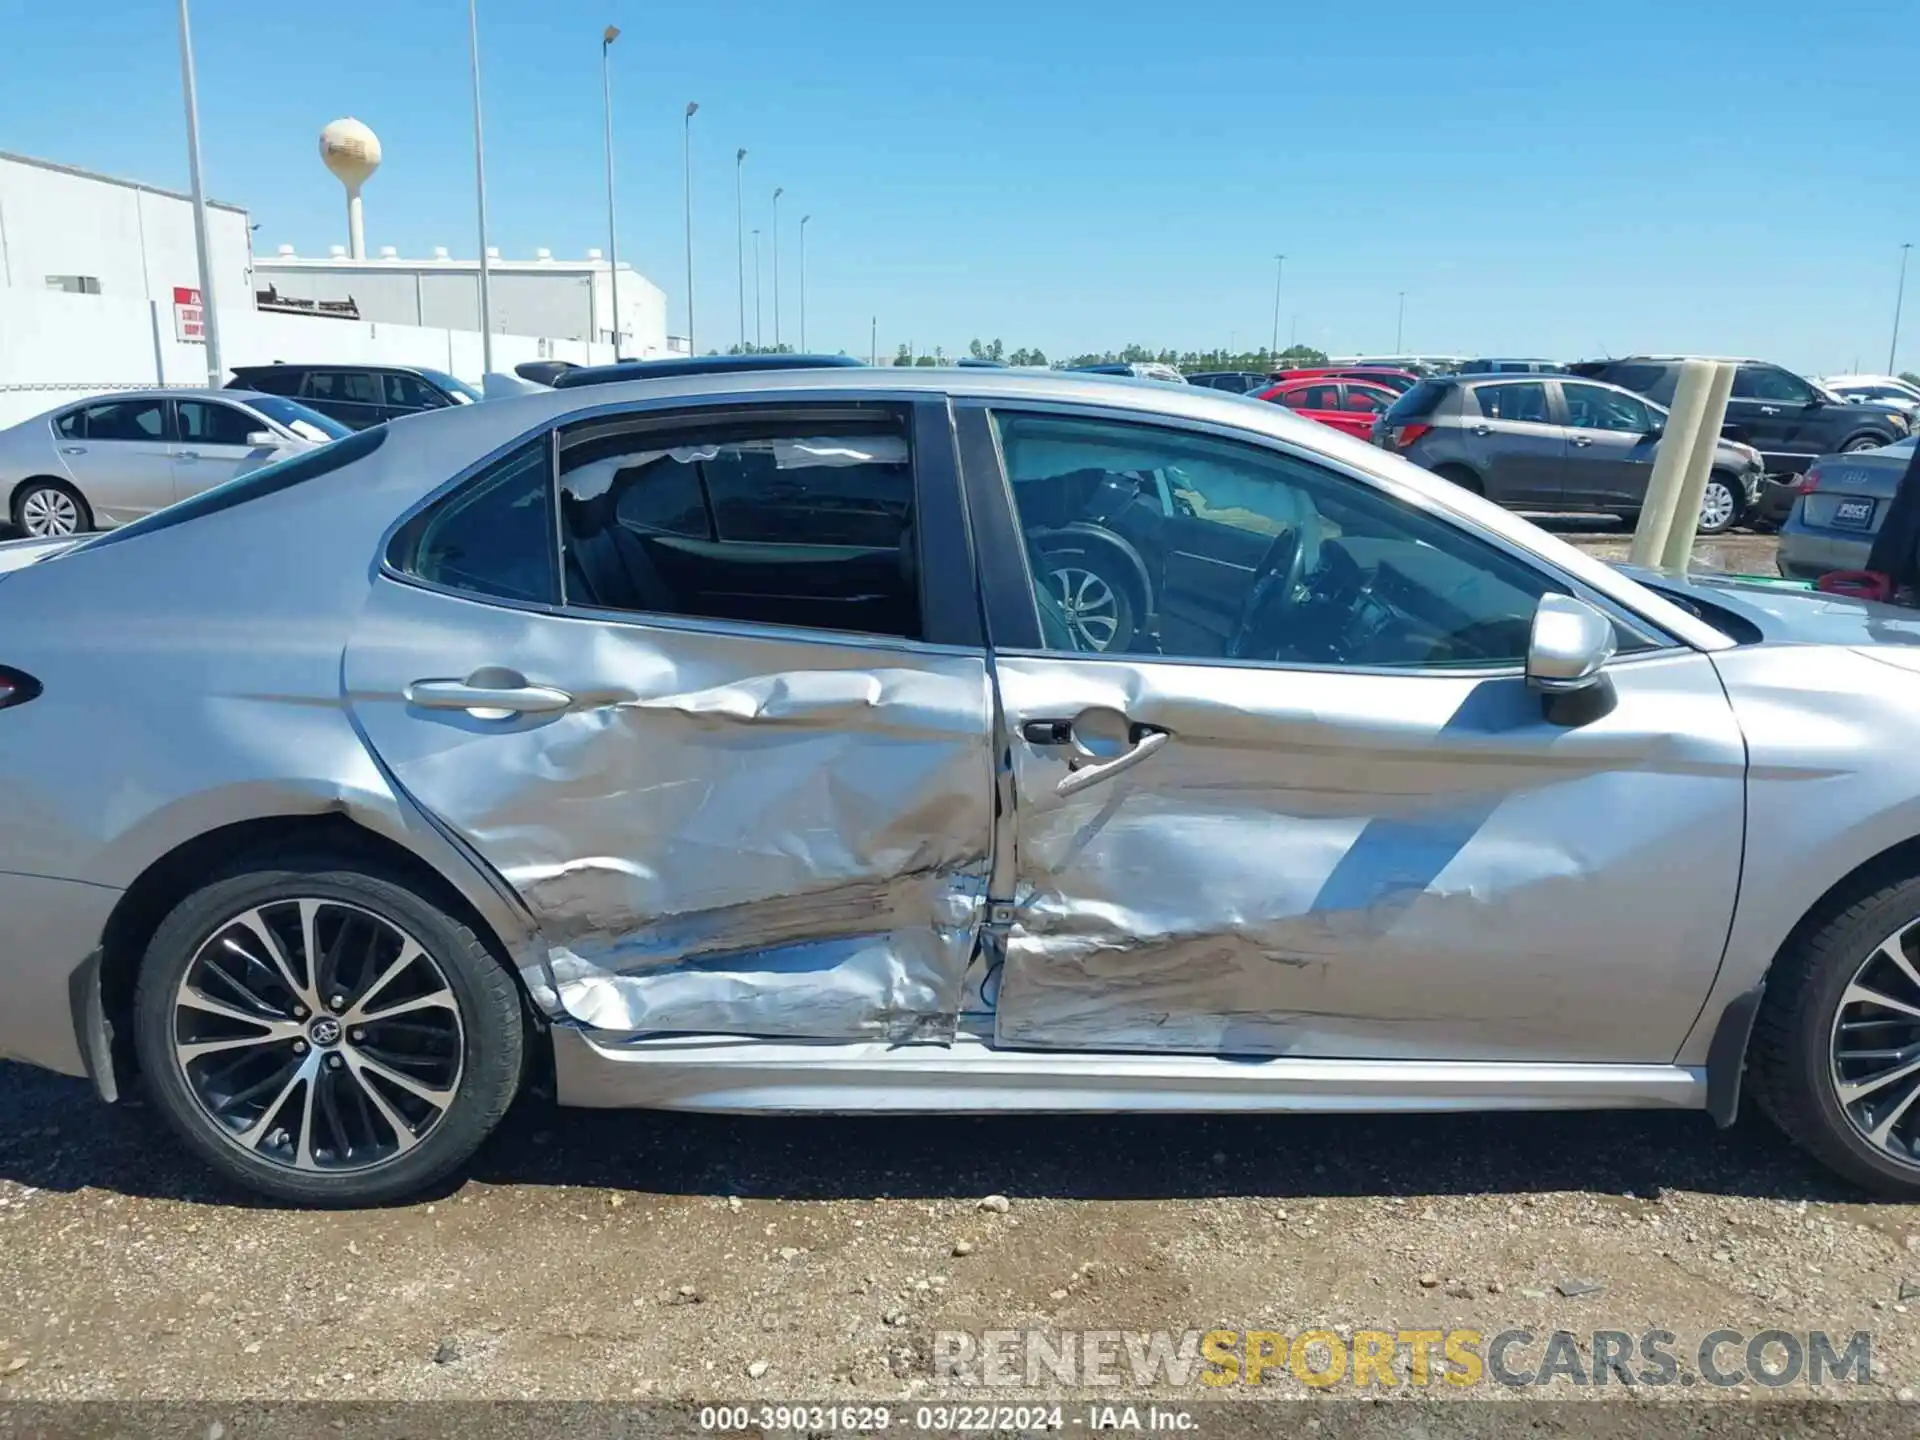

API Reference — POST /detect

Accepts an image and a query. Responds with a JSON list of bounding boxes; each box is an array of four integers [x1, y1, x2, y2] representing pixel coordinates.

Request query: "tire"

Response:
[[1035, 541, 1140, 652], [1431, 464, 1483, 496], [1748, 872, 1920, 1197], [1696, 472, 1742, 536], [10, 478, 91, 538], [132, 852, 523, 1207], [1841, 435, 1886, 454]]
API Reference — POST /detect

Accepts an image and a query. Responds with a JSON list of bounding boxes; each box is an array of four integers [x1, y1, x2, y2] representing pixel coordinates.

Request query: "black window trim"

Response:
[[952, 395, 1686, 673], [379, 392, 985, 655]]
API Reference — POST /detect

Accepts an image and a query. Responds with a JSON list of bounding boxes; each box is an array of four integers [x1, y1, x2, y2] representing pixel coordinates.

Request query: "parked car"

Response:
[[1457, 358, 1567, 375], [226, 363, 483, 431], [1185, 371, 1271, 394], [1375, 373, 1766, 534], [1270, 366, 1422, 394], [0, 390, 348, 537], [1820, 375, 1920, 418], [1570, 357, 1909, 524], [1067, 362, 1188, 384], [18, 366, 1920, 1204], [1776, 438, 1919, 581], [1253, 377, 1399, 440]]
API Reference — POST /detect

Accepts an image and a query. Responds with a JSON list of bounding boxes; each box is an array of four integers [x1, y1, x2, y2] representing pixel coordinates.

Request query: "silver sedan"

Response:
[[4, 366, 1920, 1205], [0, 388, 347, 537]]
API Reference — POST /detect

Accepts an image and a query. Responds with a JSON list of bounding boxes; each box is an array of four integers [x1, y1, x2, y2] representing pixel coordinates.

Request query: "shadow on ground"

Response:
[[0, 1056, 1864, 1212]]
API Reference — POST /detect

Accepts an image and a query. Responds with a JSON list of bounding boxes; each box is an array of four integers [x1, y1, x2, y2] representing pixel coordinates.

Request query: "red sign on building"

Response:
[[172, 286, 205, 343]]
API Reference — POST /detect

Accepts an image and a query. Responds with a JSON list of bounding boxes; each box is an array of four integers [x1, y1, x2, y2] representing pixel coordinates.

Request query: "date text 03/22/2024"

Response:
[[698, 1404, 1194, 1431]]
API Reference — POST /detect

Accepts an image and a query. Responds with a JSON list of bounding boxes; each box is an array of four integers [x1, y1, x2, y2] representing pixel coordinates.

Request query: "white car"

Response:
[[0, 389, 348, 537], [1820, 374, 1920, 417]]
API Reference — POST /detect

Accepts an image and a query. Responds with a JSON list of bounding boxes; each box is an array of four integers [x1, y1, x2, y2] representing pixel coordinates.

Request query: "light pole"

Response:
[[175, 0, 224, 384], [1395, 292, 1406, 353], [467, 0, 494, 374], [870, 315, 877, 366], [799, 214, 810, 352], [1269, 254, 1285, 360], [683, 102, 698, 354], [752, 228, 762, 349], [735, 148, 747, 351], [771, 187, 784, 349], [600, 25, 622, 357], [1892, 243, 1913, 375]]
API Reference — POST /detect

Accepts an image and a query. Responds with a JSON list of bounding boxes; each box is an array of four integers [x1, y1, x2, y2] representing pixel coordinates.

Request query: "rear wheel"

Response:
[[1841, 435, 1886, 453], [132, 853, 523, 1206], [11, 478, 91, 537], [1749, 873, 1920, 1197], [1035, 543, 1139, 652]]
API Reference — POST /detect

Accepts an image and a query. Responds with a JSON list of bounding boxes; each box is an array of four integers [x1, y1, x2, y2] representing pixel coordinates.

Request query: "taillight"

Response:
[[0, 667, 41, 710], [1390, 422, 1432, 450], [1798, 466, 1823, 495]]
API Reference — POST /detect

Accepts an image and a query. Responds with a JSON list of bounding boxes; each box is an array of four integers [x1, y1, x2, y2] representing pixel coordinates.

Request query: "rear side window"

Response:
[[77, 427, 387, 555], [236, 368, 303, 397], [306, 371, 383, 406], [1607, 364, 1672, 401], [397, 442, 559, 605], [54, 410, 84, 439], [1383, 379, 1448, 423], [80, 399, 166, 441]]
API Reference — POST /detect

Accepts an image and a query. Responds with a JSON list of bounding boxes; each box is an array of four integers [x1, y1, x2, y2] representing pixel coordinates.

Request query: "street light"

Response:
[[683, 102, 698, 354], [799, 214, 811, 352], [1269, 254, 1285, 359], [468, 0, 494, 374], [175, 0, 224, 384], [600, 25, 622, 357], [752, 227, 762, 349], [771, 187, 784, 349], [735, 148, 747, 351], [1892, 242, 1913, 375]]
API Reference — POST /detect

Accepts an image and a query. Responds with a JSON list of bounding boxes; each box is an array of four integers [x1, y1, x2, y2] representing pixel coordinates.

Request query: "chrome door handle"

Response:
[[1759, 406, 1780, 415], [1057, 728, 1169, 797], [177, 451, 200, 461], [1570, 435, 1593, 447], [1471, 425, 1492, 436], [59, 446, 85, 455], [406, 671, 573, 719]]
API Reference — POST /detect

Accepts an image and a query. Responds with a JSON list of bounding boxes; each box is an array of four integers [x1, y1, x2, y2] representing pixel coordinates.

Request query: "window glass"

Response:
[[416, 368, 482, 402], [384, 373, 446, 410], [1561, 383, 1651, 433], [304, 370, 383, 406], [403, 443, 559, 605], [1341, 386, 1389, 413], [1473, 382, 1551, 424], [177, 400, 263, 446], [238, 368, 303, 397], [79, 399, 166, 442], [994, 411, 1587, 670], [556, 421, 920, 639], [245, 397, 352, 441], [54, 410, 84, 439], [1607, 364, 1669, 398], [1733, 366, 1814, 403], [1292, 384, 1342, 410]]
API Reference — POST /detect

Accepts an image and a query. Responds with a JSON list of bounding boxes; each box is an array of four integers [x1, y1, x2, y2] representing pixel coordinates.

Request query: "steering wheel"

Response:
[[1225, 526, 1308, 660]]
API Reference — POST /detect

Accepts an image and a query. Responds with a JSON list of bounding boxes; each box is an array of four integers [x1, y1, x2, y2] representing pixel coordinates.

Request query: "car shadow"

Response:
[[0, 1058, 1875, 1212]]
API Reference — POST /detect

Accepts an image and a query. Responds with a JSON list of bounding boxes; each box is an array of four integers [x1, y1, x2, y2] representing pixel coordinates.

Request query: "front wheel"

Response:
[[132, 854, 524, 1206], [1696, 473, 1741, 536], [1749, 873, 1920, 1197]]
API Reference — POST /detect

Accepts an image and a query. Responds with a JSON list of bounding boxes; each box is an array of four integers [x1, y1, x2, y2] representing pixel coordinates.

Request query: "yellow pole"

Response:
[[1658, 361, 1738, 572], [1628, 358, 1714, 568]]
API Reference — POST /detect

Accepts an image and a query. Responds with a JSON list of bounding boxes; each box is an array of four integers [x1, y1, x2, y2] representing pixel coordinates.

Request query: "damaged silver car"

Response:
[[8, 366, 1920, 1204]]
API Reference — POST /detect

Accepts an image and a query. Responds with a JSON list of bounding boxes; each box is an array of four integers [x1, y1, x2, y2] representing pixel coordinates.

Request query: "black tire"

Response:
[[1035, 541, 1140, 652], [1748, 872, 1920, 1197], [132, 852, 523, 1207], [1696, 472, 1743, 537], [1431, 464, 1484, 496], [10, 477, 92, 538], [1841, 434, 1887, 454]]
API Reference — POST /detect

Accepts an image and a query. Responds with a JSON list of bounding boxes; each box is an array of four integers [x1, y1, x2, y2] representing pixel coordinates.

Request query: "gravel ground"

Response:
[[9, 522, 1910, 1424]]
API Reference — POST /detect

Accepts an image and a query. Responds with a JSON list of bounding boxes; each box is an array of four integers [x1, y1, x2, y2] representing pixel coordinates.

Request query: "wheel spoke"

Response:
[[294, 1068, 320, 1170], [233, 909, 314, 1011], [349, 1050, 455, 1109], [1875, 936, 1920, 996], [345, 1061, 424, 1156], [343, 939, 425, 1023], [177, 1028, 300, 1065], [234, 1054, 315, 1148], [178, 986, 293, 1030], [1842, 981, 1920, 1023], [1836, 1051, 1920, 1105], [1868, 1075, 1920, 1147], [354, 987, 456, 1024]]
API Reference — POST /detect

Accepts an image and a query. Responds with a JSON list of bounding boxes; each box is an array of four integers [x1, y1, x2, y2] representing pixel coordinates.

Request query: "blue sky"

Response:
[[4, 1, 1915, 372]]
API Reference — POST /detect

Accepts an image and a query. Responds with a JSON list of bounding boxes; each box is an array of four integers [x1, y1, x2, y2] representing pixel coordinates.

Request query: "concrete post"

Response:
[[1628, 358, 1715, 568], [1658, 361, 1737, 572]]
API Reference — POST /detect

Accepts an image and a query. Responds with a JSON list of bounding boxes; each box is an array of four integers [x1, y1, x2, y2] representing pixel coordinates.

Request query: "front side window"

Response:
[[177, 400, 262, 447], [80, 399, 166, 442], [1561, 383, 1651, 433], [1473, 382, 1551, 424], [556, 418, 920, 639], [995, 411, 1594, 671], [384, 373, 446, 410], [1342, 386, 1389, 413], [1734, 365, 1814, 404], [399, 442, 559, 605]]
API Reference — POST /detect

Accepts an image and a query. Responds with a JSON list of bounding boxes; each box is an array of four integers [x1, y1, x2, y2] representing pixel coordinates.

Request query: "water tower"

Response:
[[319, 118, 382, 260]]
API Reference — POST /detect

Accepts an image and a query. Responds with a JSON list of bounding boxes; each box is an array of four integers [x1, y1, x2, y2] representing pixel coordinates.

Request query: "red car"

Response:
[[1255, 378, 1400, 439], [1268, 366, 1422, 393]]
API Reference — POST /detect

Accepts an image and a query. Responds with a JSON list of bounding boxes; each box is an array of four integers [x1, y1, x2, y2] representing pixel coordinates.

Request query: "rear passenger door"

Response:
[[60, 397, 175, 522], [300, 370, 388, 430], [1465, 381, 1567, 507], [344, 396, 997, 1046]]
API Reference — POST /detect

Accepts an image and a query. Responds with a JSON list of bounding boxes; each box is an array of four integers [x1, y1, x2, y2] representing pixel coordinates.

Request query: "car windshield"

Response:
[[416, 368, 482, 403], [243, 396, 353, 442]]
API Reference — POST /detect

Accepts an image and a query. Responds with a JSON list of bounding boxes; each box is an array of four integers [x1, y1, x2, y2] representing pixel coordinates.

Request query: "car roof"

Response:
[[552, 353, 864, 389], [53, 388, 267, 404]]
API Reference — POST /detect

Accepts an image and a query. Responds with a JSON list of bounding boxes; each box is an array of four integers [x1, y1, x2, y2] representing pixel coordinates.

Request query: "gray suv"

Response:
[[1374, 374, 1767, 535]]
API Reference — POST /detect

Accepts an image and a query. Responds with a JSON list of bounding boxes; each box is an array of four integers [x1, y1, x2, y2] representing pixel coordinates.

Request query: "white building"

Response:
[[256, 247, 669, 357]]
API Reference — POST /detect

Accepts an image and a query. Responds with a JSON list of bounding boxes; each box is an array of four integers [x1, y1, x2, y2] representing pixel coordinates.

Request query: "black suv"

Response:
[[226, 363, 482, 431], [1571, 357, 1909, 521]]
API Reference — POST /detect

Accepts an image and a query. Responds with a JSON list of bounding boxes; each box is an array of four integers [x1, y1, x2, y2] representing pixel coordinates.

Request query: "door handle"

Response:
[[406, 670, 573, 719], [1759, 406, 1780, 416], [1470, 425, 1492, 436], [59, 446, 86, 455], [1570, 435, 1593, 447], [177, 451, 200, 461], [1057, 729, 1169, 797]]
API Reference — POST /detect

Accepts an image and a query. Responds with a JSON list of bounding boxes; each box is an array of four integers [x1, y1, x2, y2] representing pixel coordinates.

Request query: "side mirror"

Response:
[[1644, 424, 1664, 439], [1527, 594, 1616, 694], [245, 430, 278, 447]]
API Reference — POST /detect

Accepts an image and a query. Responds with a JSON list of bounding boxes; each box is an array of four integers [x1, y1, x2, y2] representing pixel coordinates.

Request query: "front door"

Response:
[[346, 398, 995, 1043], [60, 396, 175, 523], [1557, 381, 1660, 510], [171, 398, 273, 498], [1728, 364, 1822, 473], [973, 406, 1746, 1064], [1462, 380, 1568, 507]]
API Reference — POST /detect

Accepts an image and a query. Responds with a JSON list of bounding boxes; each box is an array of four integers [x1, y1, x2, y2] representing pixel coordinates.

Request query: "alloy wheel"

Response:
[[1048, 566, 1121, 651], [19, 487, 80, 537], [1829, 918, 1920, 1168], [1698, 479, 1737, 534], [170, 899, 465, 1174]]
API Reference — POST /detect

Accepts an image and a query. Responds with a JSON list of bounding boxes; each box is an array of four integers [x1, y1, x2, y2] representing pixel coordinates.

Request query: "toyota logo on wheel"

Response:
[[308, 1017, 343, 1048]]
